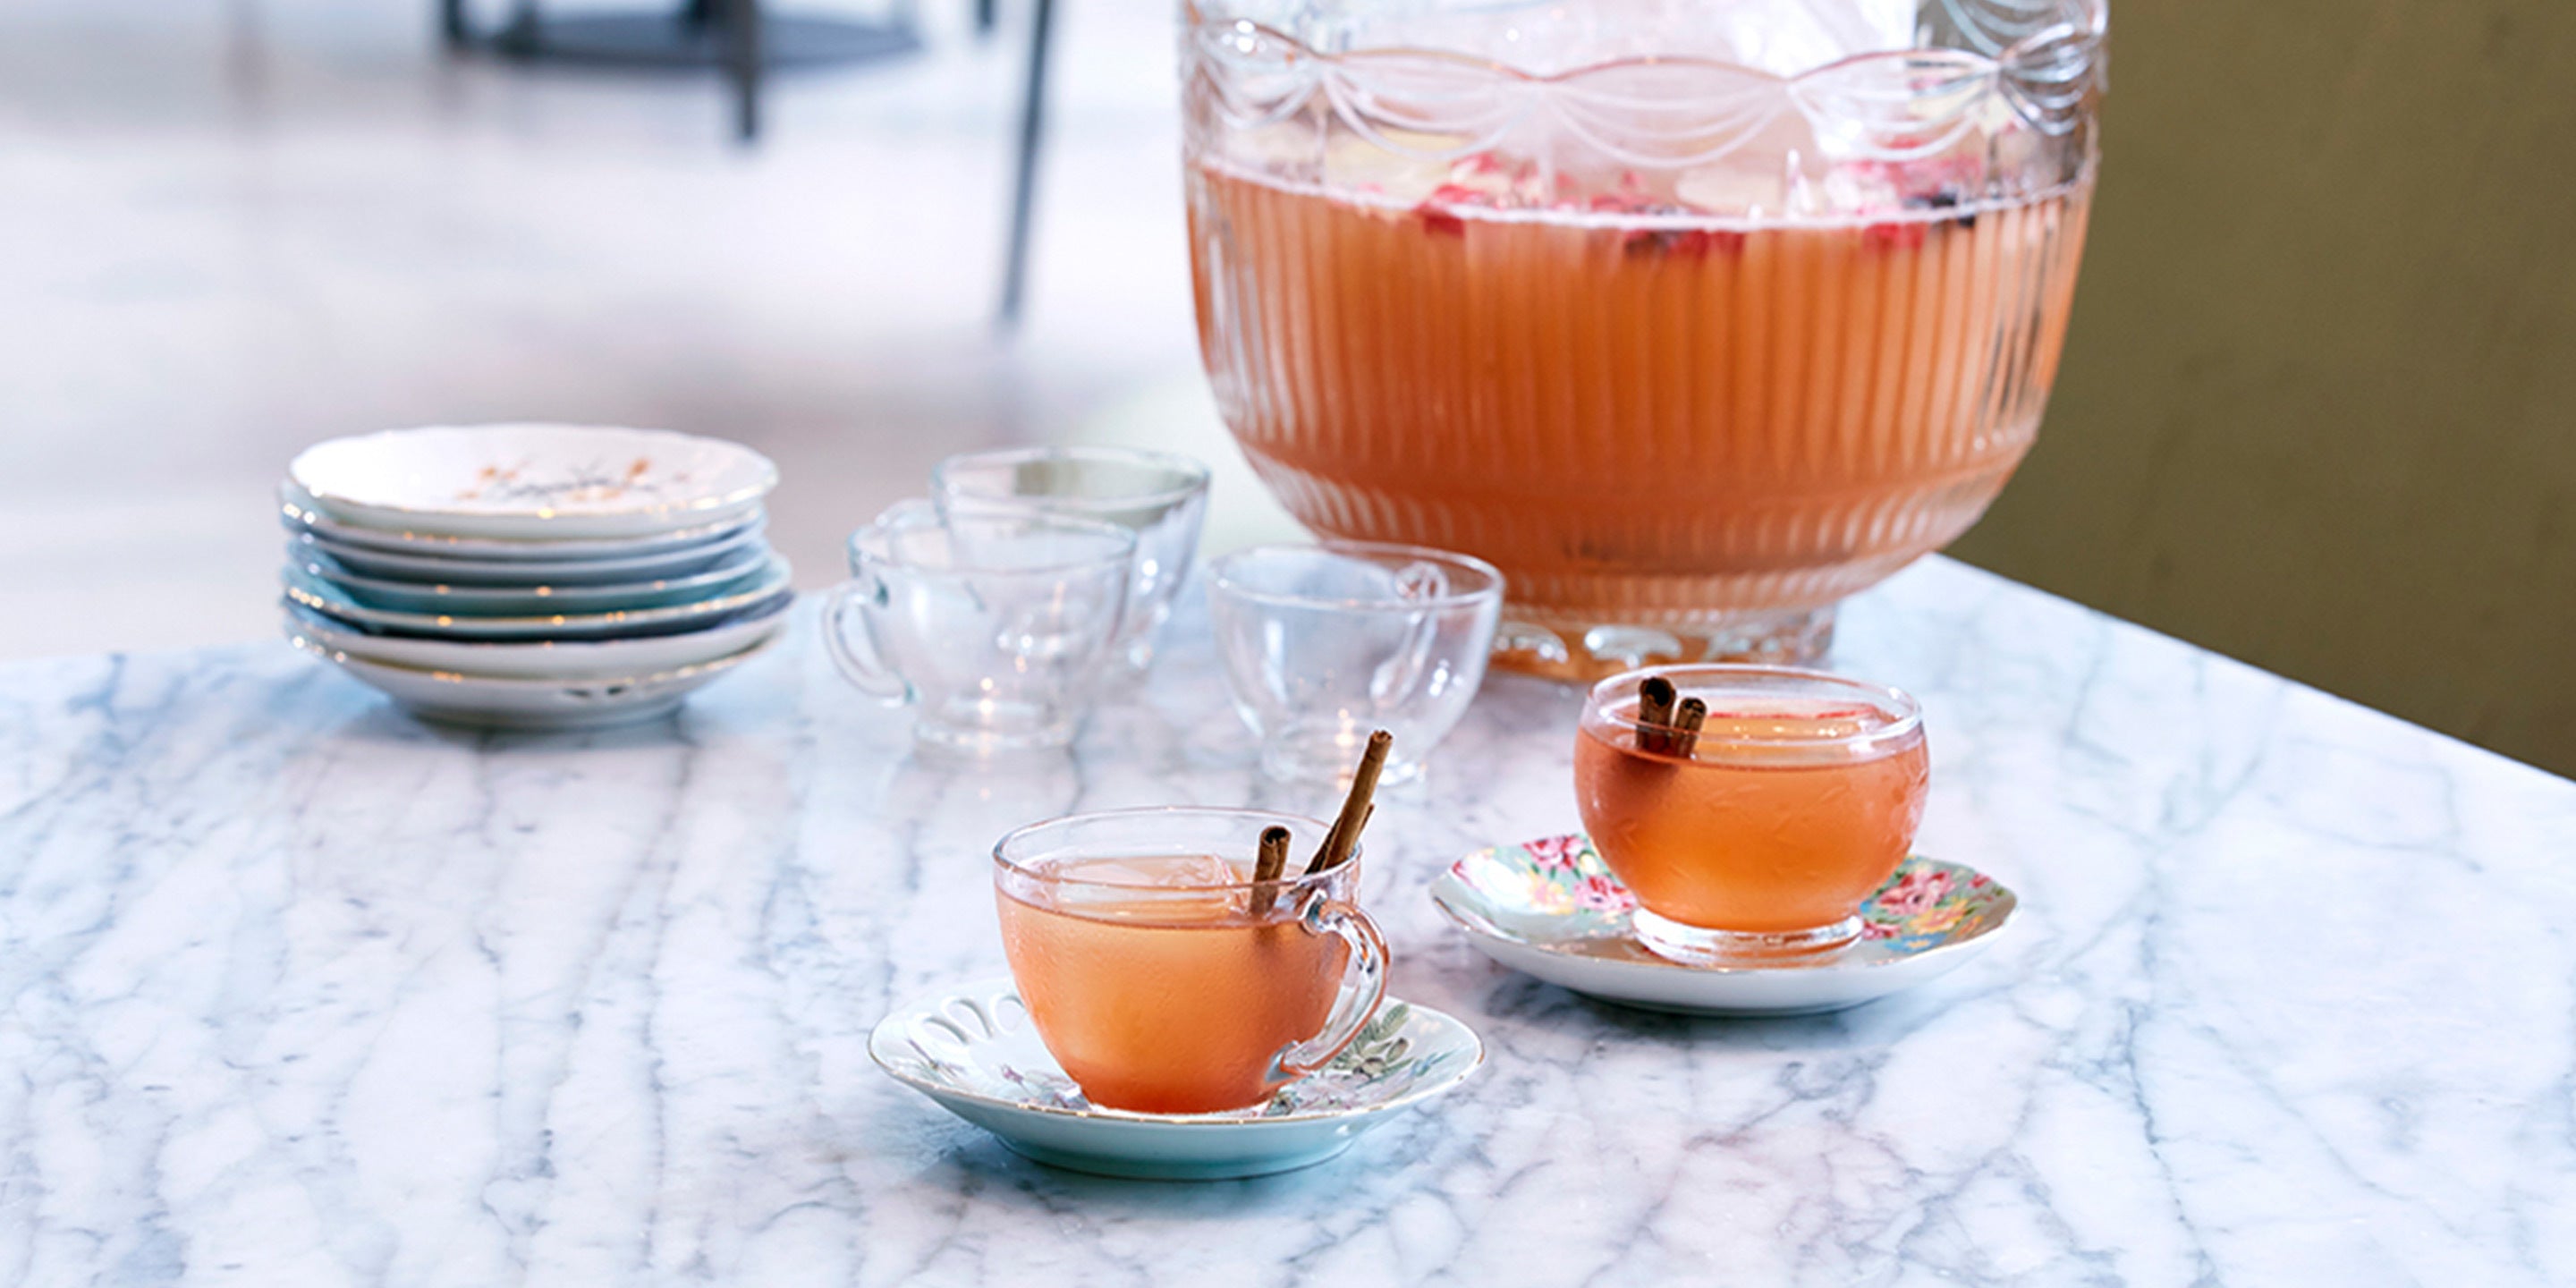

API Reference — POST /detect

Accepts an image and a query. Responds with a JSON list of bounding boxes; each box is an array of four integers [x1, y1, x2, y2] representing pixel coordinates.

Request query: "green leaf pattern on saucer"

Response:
[[1262, 1003, 1447, 1117], [871, 981, 1485, 1178], [877, 983, 1481, 1123]]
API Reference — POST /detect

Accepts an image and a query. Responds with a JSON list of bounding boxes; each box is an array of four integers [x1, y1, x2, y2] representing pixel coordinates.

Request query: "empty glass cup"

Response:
[[824, 501, 1134, 753], [1207, 541, 1504, 785], [931, 445, 1212, 676]]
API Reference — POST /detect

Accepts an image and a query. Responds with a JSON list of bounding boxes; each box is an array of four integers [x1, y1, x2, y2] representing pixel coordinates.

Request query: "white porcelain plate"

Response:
[[291, 520, 769, 585], [1432, 835, 2019, 1017], [292, 542, 774, 614], [282, 555, 791, 640], [283, 597, 791, 679], [870, 979, 1483, 1181], [281, 483, 765, 560], [287, 424, 777, 539], [289, 631, 775, 729]]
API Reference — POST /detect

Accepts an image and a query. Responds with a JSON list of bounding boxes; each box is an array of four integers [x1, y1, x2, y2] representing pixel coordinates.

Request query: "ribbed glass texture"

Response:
[[1182, 0, 2106, 676]]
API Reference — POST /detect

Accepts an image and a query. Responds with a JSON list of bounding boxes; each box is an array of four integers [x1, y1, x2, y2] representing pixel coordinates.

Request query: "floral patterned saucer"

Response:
[[869, 979, 1483, 1180], [1431, 835, 2019, 1016]]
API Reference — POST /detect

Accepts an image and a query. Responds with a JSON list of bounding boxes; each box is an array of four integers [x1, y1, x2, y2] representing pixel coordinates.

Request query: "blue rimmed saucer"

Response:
[[869, 979, 1483, 1180], [1431, 835, 2019, 1017]]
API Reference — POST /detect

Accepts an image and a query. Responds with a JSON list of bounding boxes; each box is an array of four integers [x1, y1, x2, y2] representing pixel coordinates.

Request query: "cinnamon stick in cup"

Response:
[[1305, 730, 1392, 876], [1637, 676, 1678, 755], [1670, 697, 1707, 760], [1250, 825, 1292, 914]]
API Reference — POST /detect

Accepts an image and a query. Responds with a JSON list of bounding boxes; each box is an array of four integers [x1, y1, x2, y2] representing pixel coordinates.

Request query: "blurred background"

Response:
[[2, 0, 2570, 775]]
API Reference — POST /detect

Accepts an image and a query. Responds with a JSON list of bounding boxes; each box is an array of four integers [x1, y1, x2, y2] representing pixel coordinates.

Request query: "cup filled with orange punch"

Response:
[[991, 803, 1385, 1114], [1574, 665, 1931, 965], [872, 733, 1485, 1180]]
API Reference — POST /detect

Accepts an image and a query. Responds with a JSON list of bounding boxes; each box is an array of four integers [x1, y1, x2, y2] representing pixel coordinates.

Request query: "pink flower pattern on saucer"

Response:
[[1523, 834, 1589, 873], [1457, 835, 2012, 956], [1571, 874, 1633, 913], [1432, 835, 2021, 1016]]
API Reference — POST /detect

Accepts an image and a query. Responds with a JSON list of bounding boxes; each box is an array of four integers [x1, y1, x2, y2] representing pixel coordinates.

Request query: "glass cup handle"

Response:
[[821, 575, 912, 706], [1267, 895, 1390, 1087]]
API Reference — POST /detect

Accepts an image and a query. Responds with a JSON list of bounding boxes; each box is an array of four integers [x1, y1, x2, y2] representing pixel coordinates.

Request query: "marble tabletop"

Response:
[[3, 556, 2571, 1287]]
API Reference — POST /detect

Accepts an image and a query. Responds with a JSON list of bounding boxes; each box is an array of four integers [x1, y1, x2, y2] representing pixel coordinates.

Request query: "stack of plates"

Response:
[[277, 423, 791, 730]]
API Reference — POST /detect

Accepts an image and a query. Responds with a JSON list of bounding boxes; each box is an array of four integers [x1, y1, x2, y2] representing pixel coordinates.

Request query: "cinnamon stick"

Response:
[[1670, 697, 1707, 760], [1250, 824, 1292, 914], [1305, 730, 1392, 876], [1637, 676, 1677, 754], [1254, 825, 1292, 882]]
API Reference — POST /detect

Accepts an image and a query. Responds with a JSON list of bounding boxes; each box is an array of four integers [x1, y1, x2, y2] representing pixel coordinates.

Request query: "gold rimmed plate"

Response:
[[282, 555, 790, 640], [287, 424, 776, 540], [287, 630, 777, 730]]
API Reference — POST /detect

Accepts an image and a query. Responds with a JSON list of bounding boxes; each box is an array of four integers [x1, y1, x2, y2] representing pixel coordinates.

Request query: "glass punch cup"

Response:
[[993, 807, 1389, 1114], [1575, 665, 1929, 964]]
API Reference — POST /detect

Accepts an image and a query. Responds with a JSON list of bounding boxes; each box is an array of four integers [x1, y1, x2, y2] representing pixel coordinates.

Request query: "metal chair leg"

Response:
[[727, 0, 763, 142], [998, 0, 1054, 326]]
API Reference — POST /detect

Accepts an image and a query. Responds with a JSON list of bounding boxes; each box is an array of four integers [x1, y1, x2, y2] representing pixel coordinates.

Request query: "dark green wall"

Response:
[[1950, 0, 2576, 776]]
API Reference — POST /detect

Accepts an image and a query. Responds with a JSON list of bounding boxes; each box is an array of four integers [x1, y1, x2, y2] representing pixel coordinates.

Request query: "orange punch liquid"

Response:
[[996, 854, 1347, 1114], [1189, 158, 2092, 671], [1574, 666, 1929, 961]]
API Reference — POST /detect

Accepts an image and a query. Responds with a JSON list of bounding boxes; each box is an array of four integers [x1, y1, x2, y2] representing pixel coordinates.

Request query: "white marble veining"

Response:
[[2, 557, 2571, 1286]]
